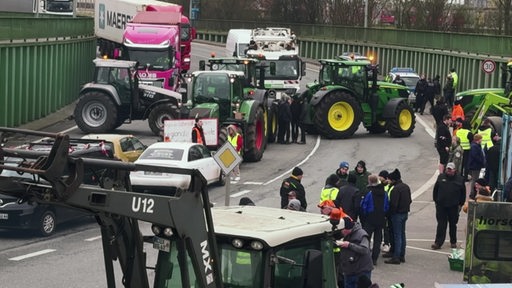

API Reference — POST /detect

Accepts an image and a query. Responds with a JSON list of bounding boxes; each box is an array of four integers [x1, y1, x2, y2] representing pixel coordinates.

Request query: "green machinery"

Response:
[[300, 58, 416, 139], [199, 57, 281, 143], [184, 69, 268, 162]]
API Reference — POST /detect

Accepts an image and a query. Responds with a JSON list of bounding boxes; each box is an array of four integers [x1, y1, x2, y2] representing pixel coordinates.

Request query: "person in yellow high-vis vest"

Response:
[[477, 118, 495, 151], [227, 125, 243, 181], [320, 174, 340, 203], [456, 120, 473, 181]]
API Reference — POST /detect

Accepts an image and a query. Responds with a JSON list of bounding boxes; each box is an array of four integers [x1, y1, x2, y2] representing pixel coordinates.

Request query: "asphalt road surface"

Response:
[[0, 42, 468, 288]]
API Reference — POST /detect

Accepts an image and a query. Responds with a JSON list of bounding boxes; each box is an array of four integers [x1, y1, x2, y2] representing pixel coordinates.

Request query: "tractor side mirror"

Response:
[[199, 60, 206, 71], [270, 62, 276, 75]]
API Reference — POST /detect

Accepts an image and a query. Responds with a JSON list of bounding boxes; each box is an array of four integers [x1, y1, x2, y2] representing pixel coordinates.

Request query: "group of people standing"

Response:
[[279, 161, 412, 288], [276, 93, 307, 145]]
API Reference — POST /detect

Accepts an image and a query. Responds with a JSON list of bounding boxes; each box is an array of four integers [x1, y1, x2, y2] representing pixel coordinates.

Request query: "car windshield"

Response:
[[401, 76, 420, 88], [140, 148, 184, 161]]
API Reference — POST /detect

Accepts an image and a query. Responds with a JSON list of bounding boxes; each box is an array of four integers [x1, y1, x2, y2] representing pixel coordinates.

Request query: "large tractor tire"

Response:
[[244, 106, 266, 162], [218, 126, 229, 148], [314, 91, 362, 139], [387, 101, 416, 137], [74, 91, 118, 133], [267, 104, 278, 143], [148, 103, 179, 136]]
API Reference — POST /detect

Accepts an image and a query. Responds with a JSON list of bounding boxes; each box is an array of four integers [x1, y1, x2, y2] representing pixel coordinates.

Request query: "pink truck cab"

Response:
[[123, 11, 182, 91]]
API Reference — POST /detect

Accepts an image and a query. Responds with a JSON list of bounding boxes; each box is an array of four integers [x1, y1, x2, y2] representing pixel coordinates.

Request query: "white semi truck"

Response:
[[246, 27, 306, 100]]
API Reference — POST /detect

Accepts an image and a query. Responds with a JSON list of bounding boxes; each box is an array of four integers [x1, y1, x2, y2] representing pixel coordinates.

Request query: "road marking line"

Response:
[[264, 136, 321, 185], [230, 190, 252, 197], [416, 115, 436, 138], [85, 236, 102, 242], [9, 249, 56, 261], [243, 181, 263, 185], [406, 245, 450, 255]]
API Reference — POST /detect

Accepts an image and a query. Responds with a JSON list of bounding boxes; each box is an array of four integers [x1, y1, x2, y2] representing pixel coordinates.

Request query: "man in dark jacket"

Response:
[[431, 97, 449, 127], [431, 162, 466, 250], [335, 173, 361, 221], [436, 115, 452, 173], [279, 167, 307, 210], [290, 94, 306, 144], [350, 160, 371, 194], [383, 169, 412, 265], [336, 217, 374, 288], [414, 75, 428, 113], [360, 174, 389, 265], [335, 161, 350, 188], [277, 96, 292, 144]]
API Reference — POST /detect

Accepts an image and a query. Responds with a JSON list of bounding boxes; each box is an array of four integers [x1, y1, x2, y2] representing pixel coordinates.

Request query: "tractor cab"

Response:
[[186, 71, 246, 123], [94, 59, 139, 105], [317, 59, 374, 100], [199, 58, 260, 92]]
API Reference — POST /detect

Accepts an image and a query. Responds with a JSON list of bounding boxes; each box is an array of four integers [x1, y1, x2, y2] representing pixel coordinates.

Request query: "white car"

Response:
[[130, 142, 225, 192]]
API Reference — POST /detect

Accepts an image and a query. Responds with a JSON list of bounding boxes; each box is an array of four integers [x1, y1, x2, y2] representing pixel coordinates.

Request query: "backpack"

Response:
[[360, 190, 389, 215]]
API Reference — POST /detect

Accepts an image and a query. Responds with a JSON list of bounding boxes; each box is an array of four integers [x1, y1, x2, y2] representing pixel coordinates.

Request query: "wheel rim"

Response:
[[42, 214, 55, 234], [82, 101, 107, 127], [398, 109, 413, 131], [156, 114, 173, 130], [328, 102, 354, 131]]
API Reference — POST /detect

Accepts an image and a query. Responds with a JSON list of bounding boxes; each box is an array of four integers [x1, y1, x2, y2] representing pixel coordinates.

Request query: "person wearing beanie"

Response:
[[287, 199, 303, 211], [470, 178, 490, 200], [383, 168, 411, 265], [334, 173, 361, 221], [336, 216, 374, 288], [431, 162, 466, 250], [191, 115, 206, 145], [280, 167, 306, 210], [320, 174, 340, 203], [336, 161, 350, 188], [360, 174, 389, 265], [350, 160, 371, 194]]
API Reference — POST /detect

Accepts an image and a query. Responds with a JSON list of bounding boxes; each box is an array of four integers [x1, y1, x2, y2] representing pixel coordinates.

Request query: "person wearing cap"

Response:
[[191, 116, 206, 145], [350, 160, 371, 194], [468, 134, 486, 198], [431, 162, 466, 250], [334, 173, 361, 221], [436, 114, 452, 173], [336, 161, 351, 188], [280, 167, 306, 210], [227, 125, 243, 180], [383, 169, 411, 264], [336, 216, 374, 288], [360, 174, 389, 265]]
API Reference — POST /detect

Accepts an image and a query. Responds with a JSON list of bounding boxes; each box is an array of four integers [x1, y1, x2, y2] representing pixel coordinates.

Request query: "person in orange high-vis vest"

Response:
[[191, 117, 206, 145]]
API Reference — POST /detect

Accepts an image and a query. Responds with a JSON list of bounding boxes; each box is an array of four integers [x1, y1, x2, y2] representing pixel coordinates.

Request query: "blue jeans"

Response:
[[344, 271, 372, 288], [391, 212, 408, 259]]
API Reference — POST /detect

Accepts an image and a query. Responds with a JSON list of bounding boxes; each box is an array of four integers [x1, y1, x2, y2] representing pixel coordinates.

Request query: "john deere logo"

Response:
[[98, 4, 105, 29]]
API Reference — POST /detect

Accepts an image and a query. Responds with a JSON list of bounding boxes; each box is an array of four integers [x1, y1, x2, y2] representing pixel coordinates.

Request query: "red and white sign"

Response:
[[481, 59, 496, 74]]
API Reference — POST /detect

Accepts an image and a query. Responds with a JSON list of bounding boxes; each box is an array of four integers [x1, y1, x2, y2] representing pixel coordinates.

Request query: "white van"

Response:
[[225, 29, 252, 57]]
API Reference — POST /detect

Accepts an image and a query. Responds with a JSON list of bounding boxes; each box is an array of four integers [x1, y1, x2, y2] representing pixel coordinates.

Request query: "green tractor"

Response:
[[199, 57, 281, 143], [300, 58, 415, 138], [184, 70, 268, 162], [455, 63, 511, 119]]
